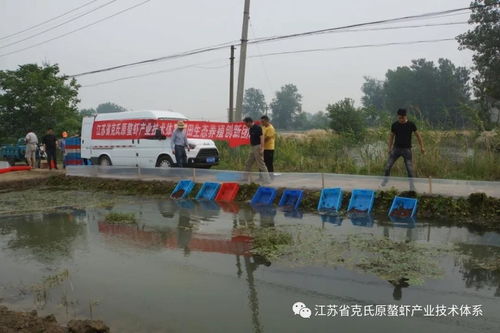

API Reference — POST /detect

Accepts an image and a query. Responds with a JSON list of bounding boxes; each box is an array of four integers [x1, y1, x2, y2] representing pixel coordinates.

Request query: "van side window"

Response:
[[154, 128, 166, 140]]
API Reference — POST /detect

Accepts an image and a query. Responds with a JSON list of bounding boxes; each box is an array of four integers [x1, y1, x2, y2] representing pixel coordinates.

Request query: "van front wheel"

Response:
[[156, 155, 173, 168]]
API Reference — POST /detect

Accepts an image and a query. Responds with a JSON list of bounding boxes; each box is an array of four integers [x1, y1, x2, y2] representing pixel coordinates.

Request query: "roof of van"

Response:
[[94, 110, 188, 121]]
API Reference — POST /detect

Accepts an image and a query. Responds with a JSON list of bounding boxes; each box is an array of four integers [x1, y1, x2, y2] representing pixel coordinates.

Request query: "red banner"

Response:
[[91, 119, 250, 147]]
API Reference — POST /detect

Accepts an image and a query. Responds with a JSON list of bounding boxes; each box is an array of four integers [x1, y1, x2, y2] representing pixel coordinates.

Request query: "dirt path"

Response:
[[0, 169, 64, 191]]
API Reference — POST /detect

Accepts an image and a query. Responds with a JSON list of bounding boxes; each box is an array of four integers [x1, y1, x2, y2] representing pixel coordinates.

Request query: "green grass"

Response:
[[214, 128, 500, 181]]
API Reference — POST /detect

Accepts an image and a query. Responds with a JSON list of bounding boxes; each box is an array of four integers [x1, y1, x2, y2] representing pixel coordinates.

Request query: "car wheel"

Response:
[[156, 155, 173, 168], [98, 155, 112, 166]]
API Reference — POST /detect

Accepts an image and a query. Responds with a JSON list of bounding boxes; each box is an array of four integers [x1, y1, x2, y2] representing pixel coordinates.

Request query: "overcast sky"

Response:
[[0, 0, 474, 121]]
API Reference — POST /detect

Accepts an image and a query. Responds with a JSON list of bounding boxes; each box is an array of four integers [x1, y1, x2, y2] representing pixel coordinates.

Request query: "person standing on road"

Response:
[[171, 121, 190, 168], [42, 128, 58, 170], [260, 115, 276, 177], [24, 129, 38, 168], [381, 108, 425, 190], [244, 117, 270, 183], [59, 131, 68, 168]]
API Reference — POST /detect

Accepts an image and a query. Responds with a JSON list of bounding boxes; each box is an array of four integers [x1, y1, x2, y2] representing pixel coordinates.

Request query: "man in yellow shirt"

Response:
[[260, 115, 276, 176]]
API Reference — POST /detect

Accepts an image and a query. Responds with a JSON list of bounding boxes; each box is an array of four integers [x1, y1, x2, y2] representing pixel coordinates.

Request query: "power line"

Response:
[[0, 0, 119, 50], [70, 40, 237, 77], [0, 0, 152, 58], [247, 7, 473, 45], [251, 38, 456, 58], [0, 0, 100, 41], [302, 21, 468, 35], [81, 59, 228, 87], [67, 4, 481, 78], [81, 37, 456, 88]]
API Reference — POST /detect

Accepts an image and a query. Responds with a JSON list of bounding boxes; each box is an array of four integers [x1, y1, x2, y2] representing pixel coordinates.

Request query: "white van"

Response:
[[81, 110, 219, 168]]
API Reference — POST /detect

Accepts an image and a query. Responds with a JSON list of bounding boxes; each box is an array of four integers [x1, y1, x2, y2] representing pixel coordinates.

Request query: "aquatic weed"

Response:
[[104, 212, 136, 224]]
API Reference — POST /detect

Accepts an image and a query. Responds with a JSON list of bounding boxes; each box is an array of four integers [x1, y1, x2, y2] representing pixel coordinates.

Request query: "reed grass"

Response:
[[214, 129, 500, 181]]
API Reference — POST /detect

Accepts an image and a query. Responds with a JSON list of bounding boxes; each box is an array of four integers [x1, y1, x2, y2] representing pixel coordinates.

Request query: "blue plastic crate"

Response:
[[251, 186, 277, 205], [318, 188, 343, 212], [171, 180, 195, 199], [65, 137, 81, 145], [347, 189, 375, 213], [64, 152, 81, 160], [195, 182, 221, 200], [388, 196, 418, 218], [278, 189, 304, 210]]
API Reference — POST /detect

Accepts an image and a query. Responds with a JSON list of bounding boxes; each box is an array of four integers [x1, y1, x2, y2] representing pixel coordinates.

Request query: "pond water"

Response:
[[0, 193, 499, 332]]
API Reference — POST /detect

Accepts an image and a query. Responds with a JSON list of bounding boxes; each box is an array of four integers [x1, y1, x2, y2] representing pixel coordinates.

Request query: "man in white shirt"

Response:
[[25, 130, 38, 168]]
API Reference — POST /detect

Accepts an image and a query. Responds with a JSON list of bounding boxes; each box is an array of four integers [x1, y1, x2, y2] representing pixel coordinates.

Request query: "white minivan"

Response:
[[80, 110, 219, 168]]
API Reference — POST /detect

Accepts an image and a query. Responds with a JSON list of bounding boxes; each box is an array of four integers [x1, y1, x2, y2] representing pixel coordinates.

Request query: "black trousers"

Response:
[[46, 149, 57, 169], [263, 150, 274, 173], [384, 148, 414, 177], [174, 145, 187, 168]]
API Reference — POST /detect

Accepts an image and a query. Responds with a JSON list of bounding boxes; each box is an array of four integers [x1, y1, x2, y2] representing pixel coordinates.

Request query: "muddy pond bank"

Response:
[[1, 174, 497, 231], [0, 305, 109, 333]]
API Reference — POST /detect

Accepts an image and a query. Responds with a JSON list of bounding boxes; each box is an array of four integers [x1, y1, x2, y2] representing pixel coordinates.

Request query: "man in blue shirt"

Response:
[[171, 121, 190, 167]]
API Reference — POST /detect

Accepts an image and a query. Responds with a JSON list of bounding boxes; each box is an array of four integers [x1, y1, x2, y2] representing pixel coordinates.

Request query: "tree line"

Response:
[[244, 56, 476, 134], [0, 0, 498, 142]]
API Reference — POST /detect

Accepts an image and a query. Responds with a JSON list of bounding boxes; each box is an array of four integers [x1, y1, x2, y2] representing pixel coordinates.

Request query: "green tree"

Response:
[[242, 88, 267, 120], [80, 108, 96, 117], [270, 84, 302, 130], [457, 0, 500, 127], [96, 102, 126, 114], [0, 63, 80, 141], [326, 98, 366, 137], [292, 112, 310, 130], [362, 105, 391, 127], [361, 76, 386, 111], [383, 58, 471, 128], [308, 111, 330, 129]]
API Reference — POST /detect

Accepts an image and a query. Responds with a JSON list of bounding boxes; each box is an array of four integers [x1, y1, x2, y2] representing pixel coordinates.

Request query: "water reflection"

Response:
[[389, 216, 417, 228], [0, 197, 499, 332], [388, 278, 410, 300], [0, 211, 85, 263], [320, 214, 343, 226], [455, 243, 500, 297], [251, 204, 276, 227], [348, 212, 374, 228]]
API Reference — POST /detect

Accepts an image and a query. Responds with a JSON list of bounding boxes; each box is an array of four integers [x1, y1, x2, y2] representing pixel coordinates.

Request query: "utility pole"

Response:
[[235, 0, 250, 122], [229, 45, 235, 122]]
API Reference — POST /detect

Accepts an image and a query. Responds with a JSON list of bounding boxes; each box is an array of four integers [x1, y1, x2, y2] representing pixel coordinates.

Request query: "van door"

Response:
[[80, 117, 94, 159], [137, 137, 170, 168], [135, 137, 154, 168]]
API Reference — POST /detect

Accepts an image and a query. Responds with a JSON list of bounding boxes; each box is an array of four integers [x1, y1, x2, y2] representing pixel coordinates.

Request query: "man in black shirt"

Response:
[[42, 128, 58, 170], [382, 109, 425, 190], [243, 117, 270, 183]]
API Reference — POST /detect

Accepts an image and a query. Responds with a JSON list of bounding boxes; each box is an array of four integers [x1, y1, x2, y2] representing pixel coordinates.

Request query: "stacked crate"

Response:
[[64, 137, 85, 165]]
